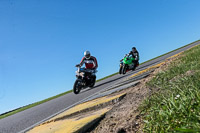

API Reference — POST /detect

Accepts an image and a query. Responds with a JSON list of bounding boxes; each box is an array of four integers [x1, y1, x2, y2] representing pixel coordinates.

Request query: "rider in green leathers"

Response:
[[128, 47, 139, 70]]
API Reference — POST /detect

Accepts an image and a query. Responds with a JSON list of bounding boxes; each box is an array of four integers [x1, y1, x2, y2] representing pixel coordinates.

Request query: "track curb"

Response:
[[27, 93, 126, 133]]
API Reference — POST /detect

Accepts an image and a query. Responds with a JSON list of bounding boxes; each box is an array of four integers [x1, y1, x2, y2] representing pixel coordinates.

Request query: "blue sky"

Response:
[[0, 0, 200, 114]]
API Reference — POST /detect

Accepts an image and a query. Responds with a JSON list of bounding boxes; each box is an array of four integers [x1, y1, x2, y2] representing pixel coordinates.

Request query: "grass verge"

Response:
[[1, 40, 199, 120], [97, 39, 200, 81], [0, 71, 118, 119], [0, 90, 72, 120], [140, 39, 200, 65], [140, 44, 200, 132]]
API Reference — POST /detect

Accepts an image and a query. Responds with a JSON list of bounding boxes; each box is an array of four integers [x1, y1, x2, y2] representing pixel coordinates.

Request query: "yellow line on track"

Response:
[[128, 44, 200, 79], [128, 62, 165, 79], [28, 43, 200, 133], [28, 107, 111, 133], [49, 93, 126, 122], [28, 93, 126, 133]]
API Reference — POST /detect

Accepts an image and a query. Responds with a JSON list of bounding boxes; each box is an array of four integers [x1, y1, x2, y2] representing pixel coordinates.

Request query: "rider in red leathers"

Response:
[[76, 51, 98, 70], [76, 51, 98, 84]]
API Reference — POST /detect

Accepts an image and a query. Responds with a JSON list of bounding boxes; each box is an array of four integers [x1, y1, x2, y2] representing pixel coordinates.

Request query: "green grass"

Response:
[[1, 40, 199, 120], [0, 72, 118, 119], [140, 39, 200, 65], [140, 43, 200, 132], [0, 72, 119, 119], [0, 90, 72, 119], [96, 40, 200, 82]]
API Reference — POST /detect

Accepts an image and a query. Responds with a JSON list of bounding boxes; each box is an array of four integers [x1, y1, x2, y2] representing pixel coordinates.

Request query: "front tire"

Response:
[[122, 65, 127, 74], [119, 65, 123, 74], [73, 79, 81, 94]]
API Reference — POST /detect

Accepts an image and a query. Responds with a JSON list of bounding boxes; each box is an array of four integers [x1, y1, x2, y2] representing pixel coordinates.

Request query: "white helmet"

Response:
[[84, 51, 91, 59]]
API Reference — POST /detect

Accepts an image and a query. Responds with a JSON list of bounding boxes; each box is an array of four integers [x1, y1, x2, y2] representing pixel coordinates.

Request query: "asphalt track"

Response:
[[0, 40, 199, 133]]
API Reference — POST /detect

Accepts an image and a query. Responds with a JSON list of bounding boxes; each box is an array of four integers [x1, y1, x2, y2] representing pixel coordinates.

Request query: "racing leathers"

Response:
[[77, 56, 98, 83], [79, 56, 98, 70], [128, 50, 139, 69]]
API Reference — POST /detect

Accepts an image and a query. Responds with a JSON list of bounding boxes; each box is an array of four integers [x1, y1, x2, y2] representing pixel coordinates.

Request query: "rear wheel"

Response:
[[89, 75, 96, 88], [132, 64, 136, 71], [73, 79, 81, 94], [122, 65, 127, 74]]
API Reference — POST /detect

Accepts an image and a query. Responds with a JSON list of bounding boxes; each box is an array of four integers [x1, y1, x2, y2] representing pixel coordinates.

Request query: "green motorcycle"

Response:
[[119, 54, 137, 74]]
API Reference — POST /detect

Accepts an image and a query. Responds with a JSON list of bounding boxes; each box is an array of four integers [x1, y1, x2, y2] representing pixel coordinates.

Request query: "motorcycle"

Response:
[[73, 65, 97, 94], [119, 54, 139, 74]]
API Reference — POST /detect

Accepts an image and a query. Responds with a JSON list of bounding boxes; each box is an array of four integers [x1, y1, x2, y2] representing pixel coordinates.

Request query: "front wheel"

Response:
[[119, 65, 123, 74], [73, 79, 82, 94], [122, 65, 127, 74]]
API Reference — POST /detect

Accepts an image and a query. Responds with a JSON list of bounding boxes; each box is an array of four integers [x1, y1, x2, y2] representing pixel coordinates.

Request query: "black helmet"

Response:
[[132, 47, 136, 52], [132, 47, 136, 50]]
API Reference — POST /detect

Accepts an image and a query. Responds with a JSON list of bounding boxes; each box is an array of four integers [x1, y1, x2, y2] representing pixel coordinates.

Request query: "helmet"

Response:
[[132, 47, 136, 52], [84, 51, 91, 59]]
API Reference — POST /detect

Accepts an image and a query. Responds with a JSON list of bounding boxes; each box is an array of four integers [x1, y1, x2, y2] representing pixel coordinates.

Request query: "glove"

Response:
[[89, 67, 95, 70], [92, 68, 97, 73], [76, 64, 80, 67]]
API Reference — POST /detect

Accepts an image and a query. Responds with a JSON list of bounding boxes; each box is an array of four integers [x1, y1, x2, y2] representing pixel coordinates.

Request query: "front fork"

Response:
[[120, 62, 123, 67], [76, 76, 86, 87]]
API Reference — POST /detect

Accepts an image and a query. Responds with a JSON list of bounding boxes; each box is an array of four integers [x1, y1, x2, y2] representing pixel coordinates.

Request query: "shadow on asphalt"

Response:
[[80, 71, 135, 94], [136, 59, 162, 70], [80, 59, 163, 94]]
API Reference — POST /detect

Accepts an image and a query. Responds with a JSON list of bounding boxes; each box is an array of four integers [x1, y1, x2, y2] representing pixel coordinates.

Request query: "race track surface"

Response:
[[0, 40, 199, 133]]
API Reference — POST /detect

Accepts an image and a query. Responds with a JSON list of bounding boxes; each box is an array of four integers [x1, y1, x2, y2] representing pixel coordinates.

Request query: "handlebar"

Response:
[[75, 65, 97, 73], [75, 64, 81, 67]]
